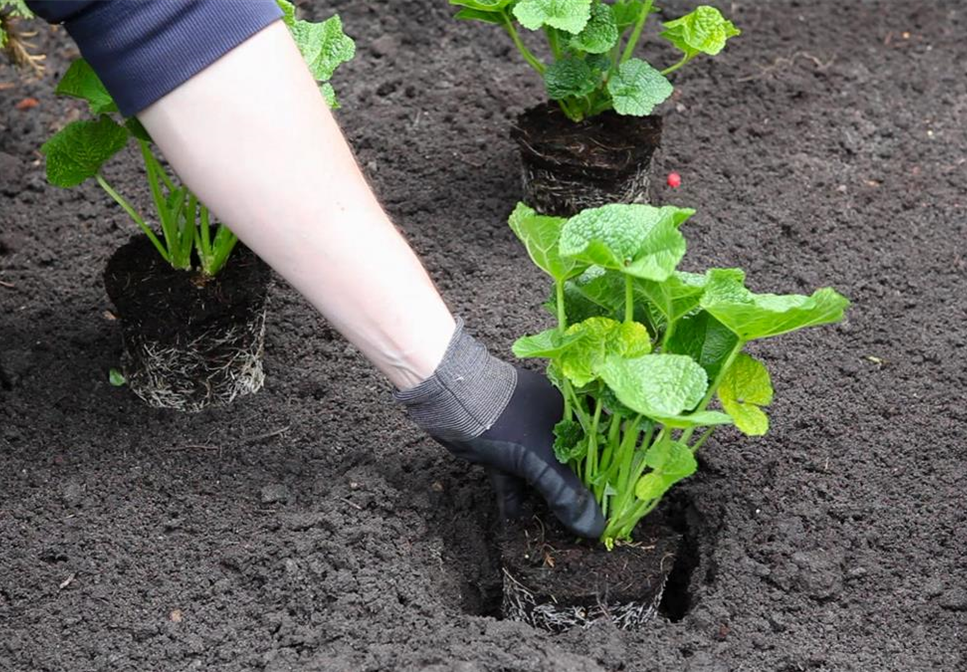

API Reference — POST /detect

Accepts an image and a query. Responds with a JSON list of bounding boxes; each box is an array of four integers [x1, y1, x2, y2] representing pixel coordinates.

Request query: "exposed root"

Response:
[[1, 16, 45, 77], [520, 159, 657, 217], [501, 565, 667, 632], [121, 306, 268, 413], [738, 51, 835, 83]]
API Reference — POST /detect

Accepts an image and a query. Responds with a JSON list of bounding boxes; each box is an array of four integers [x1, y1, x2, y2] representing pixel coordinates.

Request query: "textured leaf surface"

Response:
[[664, 309, 739, 382], [42, 117, 129, 188], [513, 0, 592, 33], [509, 202, 587, 281], [718, 353, 772, 436], [635, 271, 707, 322], [570, 2, 619, 54], [635, 441, 697, 500], [512, 328, 583, 359], [544, 57, 597, 100], [700, 269, 850, 340], [599, 354, 707, 420], [661, 6, 740, 57], [289, 15, 355, 82], [553, 419, 587, 463], [607, 58, 673, 116], [56, 59, 118, 115], [560, 317, 651, 387], [559, 204, 693, 280]]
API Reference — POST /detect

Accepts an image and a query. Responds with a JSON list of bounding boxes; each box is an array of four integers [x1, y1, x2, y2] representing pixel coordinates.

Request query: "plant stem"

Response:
[[545, 26, 562, 60], [681, 339, 746, 443], [689, 426, 715, 453], [624, 274, 634, 323], [585, 399, 603, 487], [95, 174, 170, 262], [660, 54, 692, 77], [621, 0, 654, 63], [502, 12, 545, 74]]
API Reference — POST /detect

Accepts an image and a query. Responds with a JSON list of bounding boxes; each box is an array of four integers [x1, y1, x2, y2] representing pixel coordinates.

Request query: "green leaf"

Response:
[[289, 14, 355, 83], [512, 328, 583, 359], [635, 441, 697, 500], [454, 7, 505, 23], [509, 202, 587, 281], [718, 353, 773, 436], [570, 2, 619, 54], [569, 265, 625, 312], [545, 281, 611, 324], [450, 0, 514, 10], [700, 269, 850, 341], [664, 309, 739, 382], [41, 116, 130, 188], [320, 82, 339, 109], [635, 271, 707, 323], [513, 0, 592, 34], [276, 0, 296, 26], [2, 0, 32, 18], [606, 58, 673, 116], [543, 57, 597, 100], [55, 59, 118, 115], [125, 117, 152, 143], [559, 203, 694, 281], [553, 419, 587, 463], [560, 317, 651, 387], [661, 6, 740, 57], [612, 0, 654, 32], [598, 353, 710, 423], [108, 368, 126, 387]]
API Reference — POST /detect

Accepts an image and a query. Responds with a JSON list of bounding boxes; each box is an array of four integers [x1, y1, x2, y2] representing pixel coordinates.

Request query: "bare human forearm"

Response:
[[137, 21, 455, 390]]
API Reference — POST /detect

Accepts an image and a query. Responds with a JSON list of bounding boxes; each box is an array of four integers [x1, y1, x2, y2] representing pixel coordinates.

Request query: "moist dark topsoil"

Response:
[[2, 1, 966, 671], [104, 234, 271, 343]]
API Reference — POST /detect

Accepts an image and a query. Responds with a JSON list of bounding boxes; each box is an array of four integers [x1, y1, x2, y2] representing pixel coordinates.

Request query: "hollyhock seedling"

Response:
[[451, 0, 740, 122], [509, 201, 849, 547], [39, 0, 354, 277]]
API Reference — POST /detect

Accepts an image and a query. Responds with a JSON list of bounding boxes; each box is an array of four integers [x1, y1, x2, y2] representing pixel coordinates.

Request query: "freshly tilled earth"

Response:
[[1, 1, 965, 670]]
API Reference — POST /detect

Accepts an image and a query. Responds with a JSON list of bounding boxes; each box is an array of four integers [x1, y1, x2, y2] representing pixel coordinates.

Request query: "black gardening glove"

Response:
[[395, 320, 604, 539]]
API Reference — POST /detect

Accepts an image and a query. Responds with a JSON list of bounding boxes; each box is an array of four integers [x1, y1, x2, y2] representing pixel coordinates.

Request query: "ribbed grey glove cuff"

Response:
[[394, 318, 517, 442]]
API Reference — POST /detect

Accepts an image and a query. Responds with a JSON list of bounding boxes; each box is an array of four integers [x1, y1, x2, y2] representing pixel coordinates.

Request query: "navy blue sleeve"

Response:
[[27, 0, 282, 116]]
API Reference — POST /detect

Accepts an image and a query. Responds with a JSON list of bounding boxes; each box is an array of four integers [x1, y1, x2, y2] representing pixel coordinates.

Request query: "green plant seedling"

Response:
[[39, 0, 355, 278], [509, 202, 849, 547], [451, 0, 739, 121]]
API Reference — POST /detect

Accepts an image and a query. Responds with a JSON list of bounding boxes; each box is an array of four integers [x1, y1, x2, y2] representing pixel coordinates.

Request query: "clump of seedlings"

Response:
[[451, 0, 740, 214], [39, 0, 355, 412], [504, 201, 849, 629]]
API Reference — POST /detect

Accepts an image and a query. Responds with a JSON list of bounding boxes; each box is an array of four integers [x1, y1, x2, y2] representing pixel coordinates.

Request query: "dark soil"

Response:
[[2, 1, 966, 671], [104, 235, 271, 343], [501, 515, 676, 606], [513, 103, 662, 215]]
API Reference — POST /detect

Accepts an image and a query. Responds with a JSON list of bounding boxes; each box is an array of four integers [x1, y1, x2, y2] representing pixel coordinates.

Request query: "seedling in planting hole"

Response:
[[451, 0, 739, 121], [509, 201, 849, 547], [39, 0, 354, 277]]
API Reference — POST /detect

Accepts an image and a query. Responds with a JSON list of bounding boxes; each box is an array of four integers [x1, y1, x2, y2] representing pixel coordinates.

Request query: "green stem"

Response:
[[95, 174, 169, 262], [660, 54, 692, 77], [584, 399, 603, 488], [545, 26, 562, 60], [689, 426, 715, 453], [624, 274, 634, 323], [503, 12, 545, 74], [681, 339, 746, 443], [621, 0, 654, 63]]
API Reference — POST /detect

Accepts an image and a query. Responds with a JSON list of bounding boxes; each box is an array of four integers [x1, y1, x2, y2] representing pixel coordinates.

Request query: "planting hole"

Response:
[[659, 492, 713, 622]]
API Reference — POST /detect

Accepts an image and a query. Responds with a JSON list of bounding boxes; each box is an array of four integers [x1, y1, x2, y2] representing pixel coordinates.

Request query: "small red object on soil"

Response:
[[15, 97, 39, 111], [667, 171, 682, 188]]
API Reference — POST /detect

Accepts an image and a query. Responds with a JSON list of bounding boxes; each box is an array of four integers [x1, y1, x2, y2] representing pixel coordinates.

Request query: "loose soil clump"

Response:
[[104, 235, 271, 412], [512, 102, 663, 216]]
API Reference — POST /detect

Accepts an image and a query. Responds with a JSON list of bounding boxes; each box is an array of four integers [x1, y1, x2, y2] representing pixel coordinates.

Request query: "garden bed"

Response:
[[1, 1, 965, 670]]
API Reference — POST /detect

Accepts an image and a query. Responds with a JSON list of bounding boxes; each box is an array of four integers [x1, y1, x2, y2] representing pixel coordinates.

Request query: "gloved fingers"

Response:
[[486, 469, 527, 520], [518, 448, 606, 540]]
